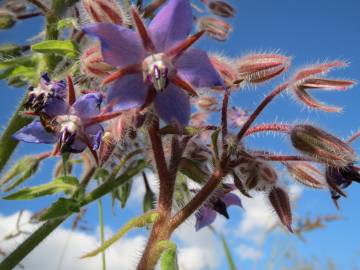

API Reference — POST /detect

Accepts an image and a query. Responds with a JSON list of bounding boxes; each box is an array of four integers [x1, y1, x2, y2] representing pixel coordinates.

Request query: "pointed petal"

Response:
[[44, 98, 68, 116], [174, 49, 223, 88], [83, 23, 145, 68], [223, 193, 243, 208], [154, 83, 190, 125], [72, 93, 103, 118], [148, 0, 192, 51], [107, 73, 148, 111], [85, 124, 104, 150], [195, 207, 217, 231], [69, 139, 87, 153], [12, 120, 57, 144]]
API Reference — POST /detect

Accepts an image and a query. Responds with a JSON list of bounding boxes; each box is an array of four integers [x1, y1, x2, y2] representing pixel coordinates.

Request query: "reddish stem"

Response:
[[67, 75, 76, 106], [244, 123, 291, 137], [251, 151, 316, 162], [236, 83, 289, 142], [347, 130, 360, 143]]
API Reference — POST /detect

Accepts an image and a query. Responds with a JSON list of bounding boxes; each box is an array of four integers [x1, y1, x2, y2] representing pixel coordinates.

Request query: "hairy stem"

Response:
[[236, 83, 289, 142], [244, 123, 292, 137]]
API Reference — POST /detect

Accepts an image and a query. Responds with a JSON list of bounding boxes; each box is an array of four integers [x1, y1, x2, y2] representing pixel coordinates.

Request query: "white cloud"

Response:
[[237, 244, 262, 260]]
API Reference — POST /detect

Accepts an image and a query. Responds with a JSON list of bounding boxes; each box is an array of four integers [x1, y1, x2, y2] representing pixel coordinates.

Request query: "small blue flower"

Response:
[[195, 185, 242, 231]]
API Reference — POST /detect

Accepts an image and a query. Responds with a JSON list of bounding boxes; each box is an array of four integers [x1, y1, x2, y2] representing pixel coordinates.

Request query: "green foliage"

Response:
[[179, 158, 209, 183], [0, 156, 42, 192], [3, 176, 79, 200], [158, 241, 179, 270], [31, 40, 79, 59], [220, 234, 237, 270], [38, 198, 80, 221], [57, 18, 78, 30]]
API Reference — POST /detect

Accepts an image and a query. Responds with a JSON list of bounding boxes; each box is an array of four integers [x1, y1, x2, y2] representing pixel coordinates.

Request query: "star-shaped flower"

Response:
[[83, 0, 223, 125], [195, 185, 242, 231]]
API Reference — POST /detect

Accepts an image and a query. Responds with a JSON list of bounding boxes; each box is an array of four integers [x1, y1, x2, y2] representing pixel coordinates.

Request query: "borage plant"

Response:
[[0, 0, 359, 269]]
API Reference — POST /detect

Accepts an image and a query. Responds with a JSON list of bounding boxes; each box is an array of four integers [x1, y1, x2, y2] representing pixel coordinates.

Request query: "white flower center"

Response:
[[142, 53, 175, 92]]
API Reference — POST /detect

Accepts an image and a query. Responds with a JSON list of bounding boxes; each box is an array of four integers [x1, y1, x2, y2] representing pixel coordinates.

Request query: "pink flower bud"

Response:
[[197, 16, 232, 41], [80, 45, 115, 78], [197, 95, 218, 111], [268, 186, 293, 232], [290, 124, 356, 167], [236, 53, 291, 84], [209, 54, 239, 90], [285, 162, 326, 189], [290, 61, 356, 112], [99, 131, 116, 166], [82, 0, 124, 24], [207, 0, 235, 18]]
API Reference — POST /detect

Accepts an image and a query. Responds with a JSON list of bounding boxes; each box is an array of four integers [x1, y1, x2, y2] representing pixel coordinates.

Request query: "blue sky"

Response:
[[1, 0, 360, 269]]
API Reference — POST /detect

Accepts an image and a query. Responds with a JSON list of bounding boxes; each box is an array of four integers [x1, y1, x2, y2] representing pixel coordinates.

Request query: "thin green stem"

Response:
[[97, 182, 107, 270]]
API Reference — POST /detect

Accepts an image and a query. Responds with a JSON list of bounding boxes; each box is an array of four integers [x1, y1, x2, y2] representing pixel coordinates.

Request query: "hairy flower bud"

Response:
[[80, 45, 115, 78], [209, 54, 239, 90], [207, 0, 235, 18], [269, 186, 293, 232], [197, 16, 232, 41], [236, 53, 291, 84], [99, 131, 117, 166], [285, 162, 326, 189], [290, 125, 356, 167], [82, 0, 124, 24], [0, 9, 17, 29], [197, 95, 218, 111]]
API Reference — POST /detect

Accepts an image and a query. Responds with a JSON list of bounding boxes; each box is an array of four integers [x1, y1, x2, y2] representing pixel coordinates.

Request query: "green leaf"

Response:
[[174, 174, 191, 206], [81, 211, 160, 258], [220, 234, 237, 270], [3, 176, 79, 200], [211, 129, 221, 161], [0, 156, 40, 191], [31, 40, 79, 59], [157, 241, 179, 270], [0, 56, 37, 70], [179, 158, 209, 183], [57, 18, 78, 30], [115, 180, 133, 208], [38, 198, 80, 221]]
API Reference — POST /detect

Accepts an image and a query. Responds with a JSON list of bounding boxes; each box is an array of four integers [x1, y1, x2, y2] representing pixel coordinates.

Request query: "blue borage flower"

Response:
[[195, 185, 242, 231], [14, 75, 123, 160], [83, 0, 223, 126]]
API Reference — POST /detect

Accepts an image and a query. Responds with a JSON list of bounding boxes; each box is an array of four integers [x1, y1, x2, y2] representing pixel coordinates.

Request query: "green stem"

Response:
[[97, 183, 107, 270], [0, 95, 32, 173], [0, 216, 68, 270]]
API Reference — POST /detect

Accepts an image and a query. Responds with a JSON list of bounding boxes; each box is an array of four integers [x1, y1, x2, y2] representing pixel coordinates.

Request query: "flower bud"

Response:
[[99, 131, 117, 166], [208, 0, 235, 18], [197, 16, 232, 41], [80, 45, 115, 78], [268, 186, 293, 232], [197, 95, 218, 111], [82, 0, 124, 24], [209, 54, 239, 90], [236, 53, 291, 84], [285, 162, 326, 189], [0, 9, 17, 29], [290, 124, 356, 167]]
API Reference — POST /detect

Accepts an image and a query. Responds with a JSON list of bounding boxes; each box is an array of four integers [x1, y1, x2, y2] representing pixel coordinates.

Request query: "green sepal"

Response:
[[156, 241, 179, 270], [179, 158, 209, 184], [31, 40, 79, 59]]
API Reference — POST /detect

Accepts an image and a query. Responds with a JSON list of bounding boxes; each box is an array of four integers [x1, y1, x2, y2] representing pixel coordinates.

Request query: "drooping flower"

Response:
[[195, 185, 242, 231], [83, 0, 223, 125], [326, 164, 360, 208], [23, 73, 67, 115]]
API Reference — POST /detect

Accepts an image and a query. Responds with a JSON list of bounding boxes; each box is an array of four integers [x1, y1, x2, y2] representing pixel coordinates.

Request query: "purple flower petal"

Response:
[[69, 139, 87, 153], [154, 83, 190, 126], [174, 49, 223, 88], [107, 74, 148, 111], [12, 120, 56, 144], [44, 98, 68, 116], [83, 23, 145, 68], [223, 193, 243, 208], [195, 206, 217, 231], [85, 124, 104, 150], [148, 0, 192, 51], [72, 93, 102, 118]]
